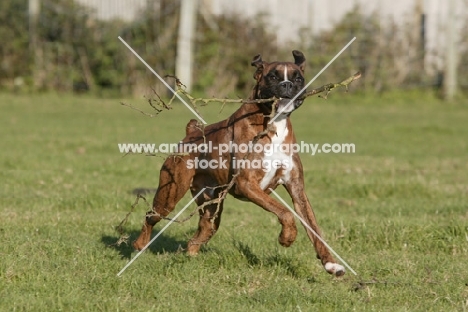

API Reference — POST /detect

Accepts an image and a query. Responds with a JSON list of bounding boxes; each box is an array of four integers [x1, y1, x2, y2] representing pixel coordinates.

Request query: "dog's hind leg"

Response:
[[186, 175, 225, 255], [133, 157, 195, 251]]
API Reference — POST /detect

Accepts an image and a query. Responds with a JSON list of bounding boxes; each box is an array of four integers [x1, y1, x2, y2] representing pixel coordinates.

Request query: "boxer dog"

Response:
[[133, 50, 345, 276]]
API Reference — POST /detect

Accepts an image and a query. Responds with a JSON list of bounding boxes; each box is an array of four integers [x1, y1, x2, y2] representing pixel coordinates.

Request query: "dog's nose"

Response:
[[279, 81, 293, 96]]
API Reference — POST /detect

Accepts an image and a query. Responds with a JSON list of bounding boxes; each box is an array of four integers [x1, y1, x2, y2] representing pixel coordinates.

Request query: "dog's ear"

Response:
[[251, 54, 263, 68], [251, 54, 264, 80], [292, 50, 306, 72]]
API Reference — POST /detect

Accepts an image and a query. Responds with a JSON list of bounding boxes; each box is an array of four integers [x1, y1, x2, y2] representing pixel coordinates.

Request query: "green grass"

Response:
[[1, 91, 467, 311]]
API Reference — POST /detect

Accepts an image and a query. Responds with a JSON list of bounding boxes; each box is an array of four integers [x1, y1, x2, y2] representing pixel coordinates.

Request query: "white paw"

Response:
[[325, 262, 345, 276]]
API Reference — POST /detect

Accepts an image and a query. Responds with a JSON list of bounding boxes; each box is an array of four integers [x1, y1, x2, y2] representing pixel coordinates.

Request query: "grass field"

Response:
[[1, 91, 467, 311]]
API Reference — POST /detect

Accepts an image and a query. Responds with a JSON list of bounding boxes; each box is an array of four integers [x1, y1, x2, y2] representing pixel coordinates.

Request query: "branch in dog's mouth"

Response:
[[120, 72, 361, 119]]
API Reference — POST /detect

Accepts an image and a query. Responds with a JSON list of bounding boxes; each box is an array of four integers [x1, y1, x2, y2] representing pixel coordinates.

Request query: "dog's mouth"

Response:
[[274, 98, 304, 115]]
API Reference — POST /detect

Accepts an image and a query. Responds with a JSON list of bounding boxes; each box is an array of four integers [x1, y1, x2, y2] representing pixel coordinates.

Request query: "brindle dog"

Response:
[[133, 50, 345, 276]]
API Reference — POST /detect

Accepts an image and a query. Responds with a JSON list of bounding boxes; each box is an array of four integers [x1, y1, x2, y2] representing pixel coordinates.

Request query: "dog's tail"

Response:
[[186, 119, 202, 136]]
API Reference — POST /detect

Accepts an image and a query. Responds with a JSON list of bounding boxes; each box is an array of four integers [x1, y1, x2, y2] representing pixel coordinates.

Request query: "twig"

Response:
[[110, 194, 149, 247], [120, 102, 160, 118], [352, 278, 412, 291], [304, 71, 362, 99]]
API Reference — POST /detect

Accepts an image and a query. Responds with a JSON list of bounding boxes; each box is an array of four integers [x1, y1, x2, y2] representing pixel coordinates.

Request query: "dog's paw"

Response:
[[278, 227, 297, 247], [186, 249, 199, 257], [186, 241, 202, 256], [325, 262, 345, 277]]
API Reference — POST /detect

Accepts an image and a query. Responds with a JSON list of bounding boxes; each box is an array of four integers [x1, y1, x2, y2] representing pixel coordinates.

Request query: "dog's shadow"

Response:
[[102, 232, 316, 281], [232, 240, 317, 282], [102, 231, 187, 260]]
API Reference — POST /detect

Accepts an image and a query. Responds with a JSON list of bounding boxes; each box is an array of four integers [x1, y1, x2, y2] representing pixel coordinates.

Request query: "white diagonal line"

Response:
[[269, 37, 356, 124], [118, 36, 207, 125], [269, 188, 357, 275], [117, 188, 206, 276]]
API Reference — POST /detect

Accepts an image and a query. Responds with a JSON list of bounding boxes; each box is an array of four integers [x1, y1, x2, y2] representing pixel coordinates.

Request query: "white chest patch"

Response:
[[260, 118, 294, 190]]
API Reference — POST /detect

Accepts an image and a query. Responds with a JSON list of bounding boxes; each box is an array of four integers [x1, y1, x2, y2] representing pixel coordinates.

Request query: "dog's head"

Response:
[[251, 50, 306, 115]]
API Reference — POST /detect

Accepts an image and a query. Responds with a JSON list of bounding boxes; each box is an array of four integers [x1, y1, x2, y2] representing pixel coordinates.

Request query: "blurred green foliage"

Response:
[[0, 0, 466, 97], [0, 1, 29, 79]]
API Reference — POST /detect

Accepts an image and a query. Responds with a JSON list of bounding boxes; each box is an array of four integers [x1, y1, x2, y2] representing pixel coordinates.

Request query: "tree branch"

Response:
[[120, 72, 361, 118]]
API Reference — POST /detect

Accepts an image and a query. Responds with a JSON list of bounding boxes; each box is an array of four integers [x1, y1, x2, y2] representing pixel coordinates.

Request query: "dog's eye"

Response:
[[269, 75, 278, 81], [294, 77, 303, 83]]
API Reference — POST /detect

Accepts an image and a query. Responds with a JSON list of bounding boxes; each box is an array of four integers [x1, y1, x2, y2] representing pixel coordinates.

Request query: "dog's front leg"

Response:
[[284, 181, 345, 277], [236, 181, 298, 247]]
